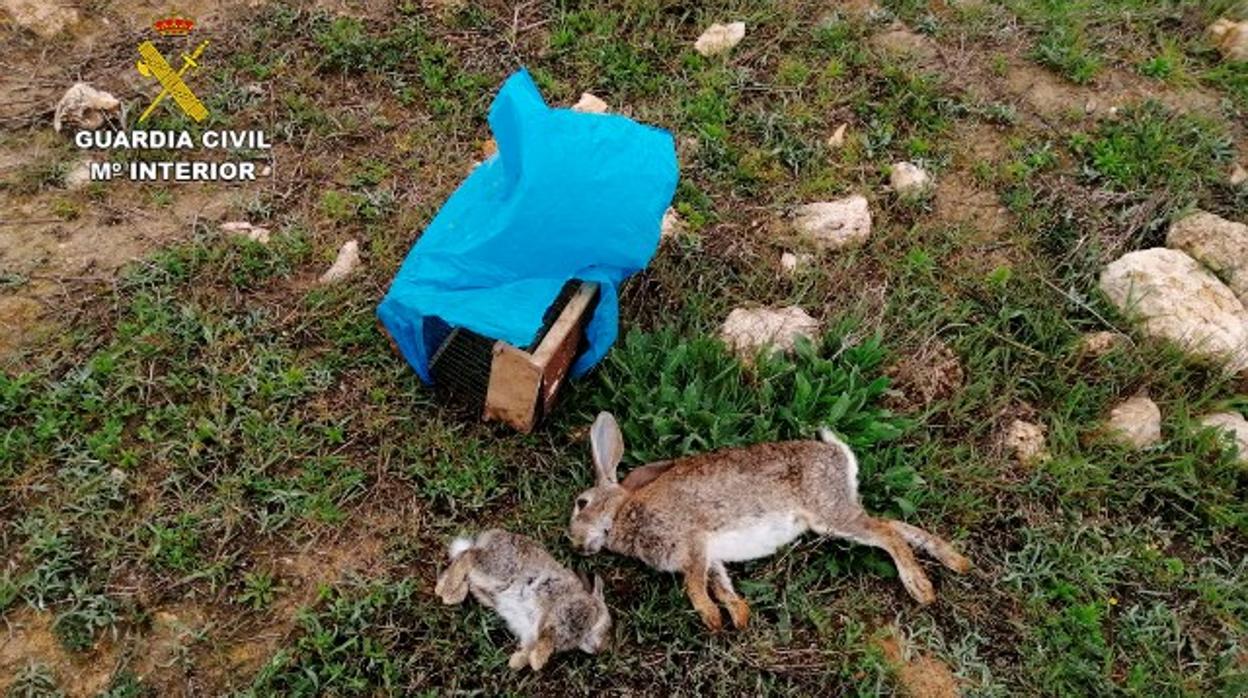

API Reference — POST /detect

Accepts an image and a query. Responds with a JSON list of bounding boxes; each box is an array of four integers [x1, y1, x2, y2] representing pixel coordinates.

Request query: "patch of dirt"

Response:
[[877, 630, 960, 698], [0, 184, 233, 359], [1002, 57, 1223, 122], [132, 603, 211, 679], [932, 122, 1011, 239], [0, 609, 119, 697], [886, 338, 965, 411]]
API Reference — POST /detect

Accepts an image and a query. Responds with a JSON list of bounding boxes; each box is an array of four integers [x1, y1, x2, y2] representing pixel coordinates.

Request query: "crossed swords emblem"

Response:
[[136, 39, 210, 123]]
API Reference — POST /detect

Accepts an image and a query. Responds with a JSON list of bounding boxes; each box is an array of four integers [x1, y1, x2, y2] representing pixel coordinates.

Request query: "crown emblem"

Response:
[[153, 16, 195, 36]]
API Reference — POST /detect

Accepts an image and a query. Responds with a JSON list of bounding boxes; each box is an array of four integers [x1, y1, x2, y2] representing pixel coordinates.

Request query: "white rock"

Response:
[[871, 26, 937, 62], [720, 306, 820, 358], [1079, 331, 1126, 358], [261, 165, 273, 177], [694, 21, 746, 57], [571, 92, 609, 113], [64, 160, 92, 190], [1199, 412, 1248, 463], [221, 221, 271, 244], [660, 207, 684, 240], [827, 123, 848, 149], [3, 0, 78, 38], [1166, 211, 1248, 305], [1230, 163, 1247, 186], [793, 195, 872, 250], [1209, 18, 1248, 62], [1105, 396, 1162, 449], [1099, 248, 1248, 374], [1004, 419, 1049, 464], [779, 251, 813, 275], [319, 240, 360, 284], [54, 83, 121, 132], [890, 161, 932, 198]]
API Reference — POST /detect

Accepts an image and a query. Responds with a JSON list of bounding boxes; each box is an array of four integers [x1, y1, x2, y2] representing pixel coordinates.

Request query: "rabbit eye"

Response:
[[576, 496, 590, 509]]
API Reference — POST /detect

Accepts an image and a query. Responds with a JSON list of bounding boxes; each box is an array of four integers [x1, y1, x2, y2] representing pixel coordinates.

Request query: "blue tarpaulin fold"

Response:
[[377, 69, 678, 383]]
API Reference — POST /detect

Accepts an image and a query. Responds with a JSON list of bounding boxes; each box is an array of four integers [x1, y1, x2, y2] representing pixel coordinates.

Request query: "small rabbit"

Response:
[[568, 412, 970, 631], [435, 529, 612, 671]]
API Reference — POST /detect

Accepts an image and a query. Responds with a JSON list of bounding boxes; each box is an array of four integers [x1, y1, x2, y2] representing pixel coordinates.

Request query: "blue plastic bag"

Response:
[[377, 69, 678, 383]]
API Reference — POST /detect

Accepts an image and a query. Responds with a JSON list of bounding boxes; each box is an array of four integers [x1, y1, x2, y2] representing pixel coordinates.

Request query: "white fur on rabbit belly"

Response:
[[481, 574, 542, 644], [707, 512, 807, 563]]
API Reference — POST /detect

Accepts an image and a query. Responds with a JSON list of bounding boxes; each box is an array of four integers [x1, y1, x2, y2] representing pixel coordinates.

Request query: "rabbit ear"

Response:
[[590, 412, 623, 485], [591, 574, 605, 600]]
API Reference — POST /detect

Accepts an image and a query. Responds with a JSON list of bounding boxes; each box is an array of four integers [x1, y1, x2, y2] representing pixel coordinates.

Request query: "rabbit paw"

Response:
[[906, 573, 936, 605], [698, 605, 724, 632], [726, 599, 750, 629], [508, 650, 530, 671]]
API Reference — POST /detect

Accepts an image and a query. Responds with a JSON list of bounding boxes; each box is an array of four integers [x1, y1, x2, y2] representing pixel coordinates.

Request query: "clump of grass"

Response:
[[855, 65, 961, 162], [250, 581, 417, 693], [1033, 23, 1102, 84], [1070, 101, 1232, 193]]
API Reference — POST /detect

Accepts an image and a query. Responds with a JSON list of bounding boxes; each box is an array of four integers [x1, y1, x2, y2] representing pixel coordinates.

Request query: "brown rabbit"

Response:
[[567, 412, 970, 631]]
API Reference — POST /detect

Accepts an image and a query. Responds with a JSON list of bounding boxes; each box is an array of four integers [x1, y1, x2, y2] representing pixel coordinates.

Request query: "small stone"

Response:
[[871, 26, 937, 62], [221, 221, 271, 244], [827, 123, 848, 149], [1099, 248, 1248, 374], [319, 240, 360, 284], [260, 165, 272, 177], [64, 160, 92, 190], [779, 251, 813, 274], [1166, 210, 1248, 305], [660, 207, 684, 240], [1105, 395, 1162, 449], [720, 306, 820, 359], [1208, 18, 1248, 62], [1078, 331, 1126, 358], [53, 83, 121, 133], [3, 0, 79, 38], [890, 161, 932, 198], [1199, 412, 1248, 464], [571, 92, 609, 113], [1230, 163, 1247, 187], [1004, 419, 1049, 464], [793, 195, 872, 250], [694, 21, 746, 57]]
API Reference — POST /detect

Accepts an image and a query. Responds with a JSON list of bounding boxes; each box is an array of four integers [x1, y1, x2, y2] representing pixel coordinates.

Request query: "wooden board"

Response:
[[532, 283, 599, 413], [483, 341, 543, 432]]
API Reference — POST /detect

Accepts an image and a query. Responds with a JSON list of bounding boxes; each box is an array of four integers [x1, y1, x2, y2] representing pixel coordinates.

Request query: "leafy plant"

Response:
[[236, 571, 279, 610], [1070, 100, 1232, 192]]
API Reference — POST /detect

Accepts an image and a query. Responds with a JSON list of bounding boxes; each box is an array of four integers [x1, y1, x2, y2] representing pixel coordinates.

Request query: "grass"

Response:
[[2, 0, 1247, 695]]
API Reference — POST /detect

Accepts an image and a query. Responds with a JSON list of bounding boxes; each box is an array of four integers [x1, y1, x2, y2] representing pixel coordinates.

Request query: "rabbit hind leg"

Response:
[[682, 547, 724, 631], [886, 519, 971, 573], [822, 515, 935, 604], [708, 561, 750, 629]]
